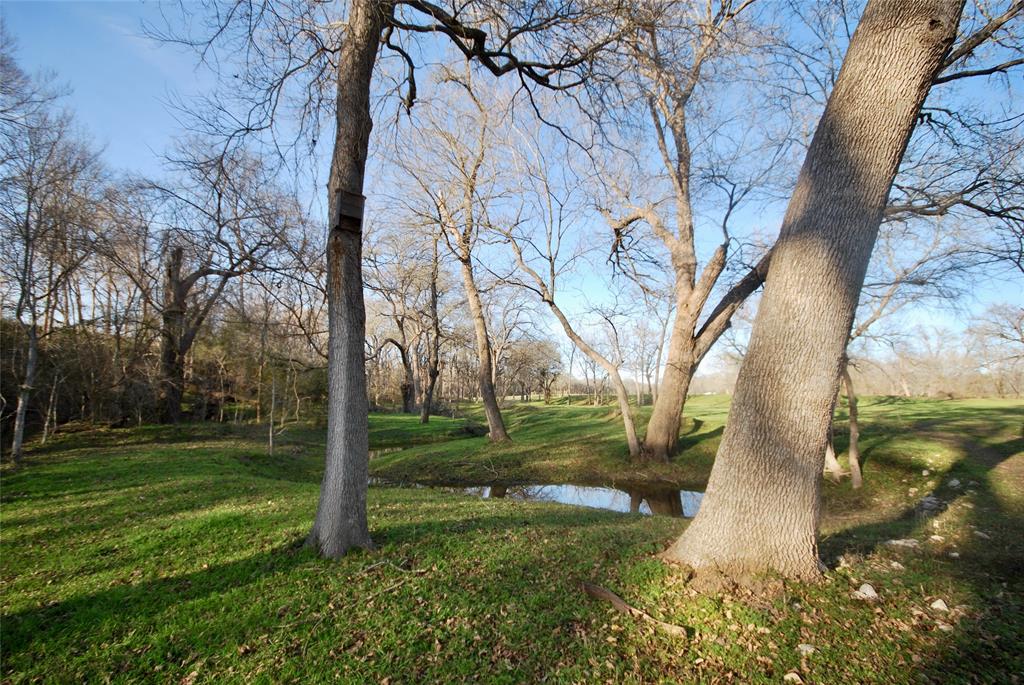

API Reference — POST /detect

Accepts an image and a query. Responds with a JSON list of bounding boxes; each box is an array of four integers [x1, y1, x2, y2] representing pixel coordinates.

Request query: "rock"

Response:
[[852, 583, 879, 601], [947, 478, 961, 488], [930, 599, 949, 612], [935, 621, 954, 632], [797, 643, 815, 656], [948, 552, 960, 559], [908, 487, 919, 495], [784, 673, 804, 683], [890, 561, 905, 570], [929, 535, 945, 543], [915, 496, 946, 517], [973, 531, 992, 540], [885, 538, 920, 549], [922, 469, 931, 476]]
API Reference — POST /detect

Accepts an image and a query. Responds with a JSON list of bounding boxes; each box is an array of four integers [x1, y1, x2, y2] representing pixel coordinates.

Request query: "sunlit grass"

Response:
[[2, 399, 1021, 683]]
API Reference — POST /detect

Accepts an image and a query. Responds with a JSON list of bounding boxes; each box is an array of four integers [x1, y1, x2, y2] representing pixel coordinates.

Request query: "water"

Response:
[[370, 478, 703, 519], [469, 484, 703, 518]]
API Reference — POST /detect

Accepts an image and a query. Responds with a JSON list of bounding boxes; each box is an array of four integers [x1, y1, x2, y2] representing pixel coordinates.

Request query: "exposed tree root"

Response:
[[581, 582, 689, 639]]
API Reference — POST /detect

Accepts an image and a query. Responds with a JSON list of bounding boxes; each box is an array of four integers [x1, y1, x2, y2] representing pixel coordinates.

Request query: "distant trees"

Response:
[[664, 0, 965, 581]]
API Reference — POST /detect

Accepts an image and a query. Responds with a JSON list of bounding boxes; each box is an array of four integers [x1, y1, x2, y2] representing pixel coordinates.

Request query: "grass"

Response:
[[2, 397, 1022, 683]]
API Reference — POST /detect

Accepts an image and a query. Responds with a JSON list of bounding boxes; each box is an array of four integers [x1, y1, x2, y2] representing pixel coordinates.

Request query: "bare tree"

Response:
[[663, 0, 964, 581], [1, 65, 101, 461], [503, 123, 645, 456]]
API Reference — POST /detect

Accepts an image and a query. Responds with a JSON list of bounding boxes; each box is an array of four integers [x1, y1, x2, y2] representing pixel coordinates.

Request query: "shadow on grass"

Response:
[[821, 432, 1024, 682]]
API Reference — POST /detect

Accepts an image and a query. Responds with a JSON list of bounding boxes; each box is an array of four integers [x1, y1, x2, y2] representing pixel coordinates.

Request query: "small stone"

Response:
[[948, 552, 960, 559], [890, 561, 905, 570], [935, 621, 954, 632], [797, 643, 815, 656], [930, 599, 949, 612], [974, 531, 992, 540], [885, 538, 920, 549], [853, 583, 879, 601], [947, 478, 961, 488], [929, 535, 945, 543], [922, 469, 931, 476], [908, 487, 919, 495], [784, 673, 804, 683]]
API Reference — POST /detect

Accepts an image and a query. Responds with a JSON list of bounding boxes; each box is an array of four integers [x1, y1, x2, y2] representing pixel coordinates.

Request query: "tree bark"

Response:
[[159, 246, 186, 424], [307, 0, 385, 558], [822, 386, 844, 481], [643, 327, 696, 461], [388, 337, 416, 413], [11, 324, 38, 464], [419, 240, 441, 423], [843, 363, 863, 489], [663, 0, 963, 581], [458, 257, 510, 442]]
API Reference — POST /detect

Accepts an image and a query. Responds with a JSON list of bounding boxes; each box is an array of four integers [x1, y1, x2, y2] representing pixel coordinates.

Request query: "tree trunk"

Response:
[[41, 374, 58, 444], [268, 373, 275, 456], [843, 364, 863, 489], [644, 323, 696, 461], [391, 339, 415, 413], [11, 324, 38, 464], [421, 245, 441, 423], [823, 413, 844, 482], [307, 0, 385, 558], [159, 246, 186, 424], [663, 0, 962, 581], [458, 257, 510, 442]]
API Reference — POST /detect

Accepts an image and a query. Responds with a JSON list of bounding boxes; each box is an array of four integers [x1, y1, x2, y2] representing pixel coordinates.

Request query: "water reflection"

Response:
[[474, 484, 702, 519]]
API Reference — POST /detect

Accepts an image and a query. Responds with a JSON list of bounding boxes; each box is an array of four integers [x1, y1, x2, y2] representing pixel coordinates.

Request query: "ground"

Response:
[[2, 396, 1021, 683]]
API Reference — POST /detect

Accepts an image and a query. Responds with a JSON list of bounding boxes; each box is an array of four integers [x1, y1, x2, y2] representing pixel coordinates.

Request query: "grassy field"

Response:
[[2, 397, 1022, 683]]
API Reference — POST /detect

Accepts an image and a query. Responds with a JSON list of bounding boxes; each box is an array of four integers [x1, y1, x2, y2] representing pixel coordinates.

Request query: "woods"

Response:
[[2, 1, 1023, 680]]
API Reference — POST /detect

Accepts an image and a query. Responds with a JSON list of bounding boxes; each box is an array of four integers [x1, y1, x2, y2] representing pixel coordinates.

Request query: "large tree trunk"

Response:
[[843, 363, 864, 489], [10, 324, 38, 464], [159, 247, 186, 424], [307, 0, 385, 558], [458, 257, 510, 442], [663, 0, 962, 581]]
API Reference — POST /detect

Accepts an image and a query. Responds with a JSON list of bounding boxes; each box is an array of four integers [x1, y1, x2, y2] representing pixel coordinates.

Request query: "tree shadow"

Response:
[[820, 432, 1024, 682]]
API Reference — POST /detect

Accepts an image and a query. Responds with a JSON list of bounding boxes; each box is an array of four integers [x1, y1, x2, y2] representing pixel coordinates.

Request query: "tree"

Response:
[[663, 0, 965, 581], [394, 71, 518, 441], [107, 142, 293, 423], [587, 0, 781, 461], [0, 52, 101, 462], [503, 124, 645, 456]]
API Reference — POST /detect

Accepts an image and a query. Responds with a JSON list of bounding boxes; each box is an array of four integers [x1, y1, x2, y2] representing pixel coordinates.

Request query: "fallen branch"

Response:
[[581, 582, 689, 639]]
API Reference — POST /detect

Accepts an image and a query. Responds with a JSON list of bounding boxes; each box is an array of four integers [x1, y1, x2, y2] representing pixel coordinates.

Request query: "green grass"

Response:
[[2, 399, 1022, 683]]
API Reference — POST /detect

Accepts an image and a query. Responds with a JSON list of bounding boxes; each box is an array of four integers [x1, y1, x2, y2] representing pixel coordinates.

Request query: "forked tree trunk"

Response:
[[10, 324, 38, 464], [663, 0, 963, 581], [843, 364, 863, 489], [458, 257, 510, 442], [306, 0, 386, 558]]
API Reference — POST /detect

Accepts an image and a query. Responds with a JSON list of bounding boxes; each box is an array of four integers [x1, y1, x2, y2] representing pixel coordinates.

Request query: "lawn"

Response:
[[2, 398, 1022, 683]]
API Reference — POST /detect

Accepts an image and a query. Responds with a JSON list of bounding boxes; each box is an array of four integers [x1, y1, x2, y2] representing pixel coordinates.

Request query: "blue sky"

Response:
[[2, 1, 213, 177]]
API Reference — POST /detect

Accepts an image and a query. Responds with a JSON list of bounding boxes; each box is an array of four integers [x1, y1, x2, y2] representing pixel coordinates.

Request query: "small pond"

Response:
[[371, 478, 703, 519], [469, 484, 703, 518]]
